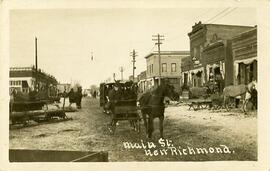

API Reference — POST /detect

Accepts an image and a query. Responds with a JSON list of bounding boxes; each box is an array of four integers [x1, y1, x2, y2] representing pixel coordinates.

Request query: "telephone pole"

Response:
[[119, 67, 124, 81], [35, 37, 38, 71], [152, 34, 164, 85], [113, 73, 116, 81], [130, 49, 137, 82], [91, 51, 94, 61]]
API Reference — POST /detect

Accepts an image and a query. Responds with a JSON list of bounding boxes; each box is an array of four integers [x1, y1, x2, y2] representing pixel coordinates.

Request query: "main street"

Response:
[[10, 97, 257, 161]]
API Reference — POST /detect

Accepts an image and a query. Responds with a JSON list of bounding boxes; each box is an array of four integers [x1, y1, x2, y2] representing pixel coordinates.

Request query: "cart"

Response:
[[9, 149, 108, 162], [108, 99, 141, 134]]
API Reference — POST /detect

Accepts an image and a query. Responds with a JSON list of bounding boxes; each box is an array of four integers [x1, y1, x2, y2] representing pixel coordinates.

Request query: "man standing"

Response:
[[76, 87, 83, 109], [68, 88, 75, 108]]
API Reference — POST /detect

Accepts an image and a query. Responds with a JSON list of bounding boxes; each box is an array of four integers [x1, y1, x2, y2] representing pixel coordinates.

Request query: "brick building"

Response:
[[9, 66, 58, 96], [144, 51, 190, 93], [231, 27, 257, 85], [182, 21, 254, 91]]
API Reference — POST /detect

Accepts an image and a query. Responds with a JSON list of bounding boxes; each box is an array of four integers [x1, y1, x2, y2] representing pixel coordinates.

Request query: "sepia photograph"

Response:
[[5, 5, 259, 163]]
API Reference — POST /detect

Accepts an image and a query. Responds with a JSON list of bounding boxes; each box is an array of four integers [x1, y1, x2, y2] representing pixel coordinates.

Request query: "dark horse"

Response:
[[138, 83, 175, 138]]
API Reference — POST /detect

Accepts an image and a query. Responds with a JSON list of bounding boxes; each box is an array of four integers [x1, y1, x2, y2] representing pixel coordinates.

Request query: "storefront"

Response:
[[234, 57, 257, 85], [231, 27, 257, 85], [189, 67, 205, 87]]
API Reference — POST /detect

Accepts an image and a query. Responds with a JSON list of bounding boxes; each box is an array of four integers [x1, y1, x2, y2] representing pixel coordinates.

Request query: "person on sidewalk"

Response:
[[68, 88, 76, 108]]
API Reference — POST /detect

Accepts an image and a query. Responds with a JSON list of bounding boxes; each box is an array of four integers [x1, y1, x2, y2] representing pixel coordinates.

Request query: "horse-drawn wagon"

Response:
[[100, 81, 140, 134], [10, 89, 70, 127]]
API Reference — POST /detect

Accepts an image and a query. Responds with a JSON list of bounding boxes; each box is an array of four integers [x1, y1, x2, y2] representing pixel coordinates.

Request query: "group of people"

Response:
[[63, 87, 83, 109], [103, 81, 137, 114]]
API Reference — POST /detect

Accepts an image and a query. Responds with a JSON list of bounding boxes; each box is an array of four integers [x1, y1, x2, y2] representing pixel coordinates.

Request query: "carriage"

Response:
[[10, 89, 70, 127], [99, 81, 140, 134]]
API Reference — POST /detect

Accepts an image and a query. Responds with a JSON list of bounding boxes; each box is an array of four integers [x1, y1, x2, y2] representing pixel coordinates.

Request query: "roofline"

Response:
[[144, 51, 190, 59], [188, 22, 255, 36], [204, 23, 255, 28], [231, 27, 257, 40]]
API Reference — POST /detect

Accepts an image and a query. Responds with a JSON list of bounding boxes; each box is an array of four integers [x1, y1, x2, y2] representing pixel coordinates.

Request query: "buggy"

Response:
[[99, 81, 140, 134]]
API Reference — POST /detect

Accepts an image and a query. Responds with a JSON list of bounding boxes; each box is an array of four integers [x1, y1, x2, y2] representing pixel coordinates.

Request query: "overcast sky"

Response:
[[10, 8, 256, 88]]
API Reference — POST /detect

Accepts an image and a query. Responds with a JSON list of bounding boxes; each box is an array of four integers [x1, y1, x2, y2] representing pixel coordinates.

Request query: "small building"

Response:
[[183, 21, 254, 90], [9, 66, 58, 95], [57, 83, 71, 94], [144, 51, 190, 93], [231, 27, 257, 85], [137, 71, 147, 93]]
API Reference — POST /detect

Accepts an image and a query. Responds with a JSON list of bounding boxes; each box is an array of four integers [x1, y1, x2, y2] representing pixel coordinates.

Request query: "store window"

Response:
[[162, 63, 167, 72], [171, 63, 176, 72]]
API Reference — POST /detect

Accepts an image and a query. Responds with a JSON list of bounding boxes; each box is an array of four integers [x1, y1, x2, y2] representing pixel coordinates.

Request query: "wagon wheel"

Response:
[[225, 97, 235, 112], [201, 103, 208, 109]]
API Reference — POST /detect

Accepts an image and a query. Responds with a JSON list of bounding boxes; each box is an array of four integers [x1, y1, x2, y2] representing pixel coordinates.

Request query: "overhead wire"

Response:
[[208, 7, 238, 24], [204, 7, 231, 23]]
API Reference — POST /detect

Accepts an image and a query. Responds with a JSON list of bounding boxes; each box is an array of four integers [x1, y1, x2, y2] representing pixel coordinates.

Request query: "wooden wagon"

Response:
[[9, 149, 108, 162], [108, 99, 141, 134]]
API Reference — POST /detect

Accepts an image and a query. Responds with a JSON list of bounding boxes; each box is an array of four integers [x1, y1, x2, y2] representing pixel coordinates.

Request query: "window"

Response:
[[162, 63, 167, 72], [171, 63, 176, 72], [151, 64, 153, 73], [194, 48, 197, 58]]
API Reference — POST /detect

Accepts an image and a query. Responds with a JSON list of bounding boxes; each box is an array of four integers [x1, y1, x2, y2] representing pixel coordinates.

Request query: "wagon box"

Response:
[[9, 149, 109, 162]]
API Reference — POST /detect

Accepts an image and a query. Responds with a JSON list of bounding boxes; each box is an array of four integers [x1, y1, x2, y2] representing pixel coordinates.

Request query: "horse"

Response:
[[223, 81, 257, 113], [138, 83, 175, 139]]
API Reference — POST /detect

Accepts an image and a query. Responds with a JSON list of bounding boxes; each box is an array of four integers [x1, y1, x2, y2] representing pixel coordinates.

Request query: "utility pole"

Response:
[[152, 34, 164, 85], [113, 73, 116, 81], [34, 37, 38, 90], [119, 67, 124, 81], [91, 51, 94, 61], [130, 49, 137, 82], [35, 37, 38, 71]]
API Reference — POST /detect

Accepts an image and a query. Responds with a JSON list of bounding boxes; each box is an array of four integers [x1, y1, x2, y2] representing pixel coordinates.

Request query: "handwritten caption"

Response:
[[123, 138, 235, 156]]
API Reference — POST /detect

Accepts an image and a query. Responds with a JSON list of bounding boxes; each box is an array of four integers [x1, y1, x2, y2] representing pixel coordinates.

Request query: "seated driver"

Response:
[[108, 82, 122, 113]]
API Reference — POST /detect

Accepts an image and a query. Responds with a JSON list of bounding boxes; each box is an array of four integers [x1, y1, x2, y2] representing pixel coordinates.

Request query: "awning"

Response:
[[234, 57, 257, 79], [234, 57, 257, 65]]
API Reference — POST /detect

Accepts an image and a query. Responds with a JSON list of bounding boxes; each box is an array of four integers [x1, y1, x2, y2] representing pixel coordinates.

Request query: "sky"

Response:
[[10, 8, 256, 88]]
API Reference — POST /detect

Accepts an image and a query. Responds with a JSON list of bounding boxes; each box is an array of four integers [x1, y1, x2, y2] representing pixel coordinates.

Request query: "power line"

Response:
[[136, 44, 156, 62], [204, 7, 231, 23], [209, 8, 238, 24]]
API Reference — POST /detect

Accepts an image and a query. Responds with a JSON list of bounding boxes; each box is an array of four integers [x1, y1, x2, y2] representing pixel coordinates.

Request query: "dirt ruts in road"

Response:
[[9, 97, 257, 161]]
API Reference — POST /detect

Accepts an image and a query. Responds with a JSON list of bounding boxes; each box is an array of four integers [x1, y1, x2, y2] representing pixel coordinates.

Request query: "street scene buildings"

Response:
[[8, 8, 257, 162]]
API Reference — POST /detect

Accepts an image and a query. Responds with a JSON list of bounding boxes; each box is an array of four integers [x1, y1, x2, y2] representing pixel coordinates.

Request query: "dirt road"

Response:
[[9, 97, 257, 161]]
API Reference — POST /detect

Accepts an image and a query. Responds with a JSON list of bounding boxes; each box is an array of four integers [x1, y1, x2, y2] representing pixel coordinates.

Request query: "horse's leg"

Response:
[[148, 115, 154, 138], [242, 99, 247, 113], [159, 115, 164, 138], [142, 112, 148, 135]]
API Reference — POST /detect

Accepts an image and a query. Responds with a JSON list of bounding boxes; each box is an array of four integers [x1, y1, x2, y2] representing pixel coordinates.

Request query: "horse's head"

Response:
[[157, 83, 177, 101]]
